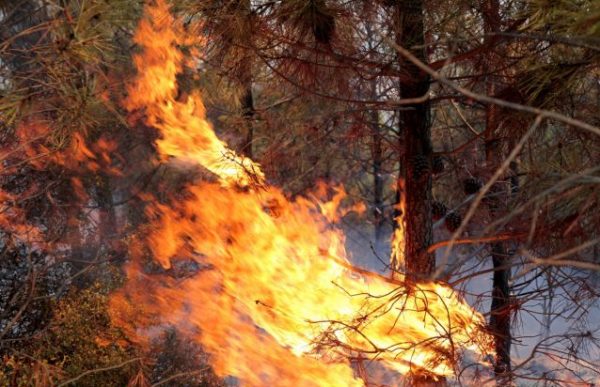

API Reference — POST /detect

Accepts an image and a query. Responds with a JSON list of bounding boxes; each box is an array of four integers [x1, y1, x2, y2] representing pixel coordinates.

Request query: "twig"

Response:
[[57, 358, 142, 386], [382, 36, 600, 137]]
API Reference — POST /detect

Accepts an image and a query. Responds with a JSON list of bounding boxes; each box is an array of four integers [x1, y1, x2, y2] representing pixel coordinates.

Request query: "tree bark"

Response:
[[393, 1, 443, 385], [239, 64, 254, 158], [393, 0, 434, 278], [482, 0, 513, 383]]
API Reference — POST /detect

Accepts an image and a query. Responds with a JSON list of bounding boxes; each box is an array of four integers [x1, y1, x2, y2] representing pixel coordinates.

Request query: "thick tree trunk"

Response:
[[489, 242, 512, 380], [486, 135, 512, 383], [486, 105, 513, 385], [394, 0, 434, 278], [482, 0, 513, 383], [393, 2, 443, 385]]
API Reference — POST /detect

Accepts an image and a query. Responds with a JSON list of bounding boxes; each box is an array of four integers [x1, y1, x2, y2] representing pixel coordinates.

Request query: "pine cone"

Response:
[[432, 201, 447, 220], [445, 212, 462, 232], [411, 155, 430, 180], [463, 177, 482, 195], [432, 156, 445, 175]]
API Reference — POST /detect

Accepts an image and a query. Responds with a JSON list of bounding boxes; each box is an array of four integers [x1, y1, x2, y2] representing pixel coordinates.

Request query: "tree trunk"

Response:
[[393, 0, 434, 278], [239, 68, 254, 158], [486, 141, 512, 383], [482, 0, 513, 383], [486, 103, 513, 385], [393, 1, 443, 385], [237, 0, 255, 159], [369, 82, 385, 247]]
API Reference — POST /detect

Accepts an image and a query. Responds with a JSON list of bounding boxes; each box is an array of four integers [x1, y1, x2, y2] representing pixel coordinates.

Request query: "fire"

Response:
[[111, 0, 493, 385], [12, 120, 119, 175], [0, 189, 42, 245], [123, 1, 263, 188], [390, 179, 407, 275], [0, 118, 120, 249]]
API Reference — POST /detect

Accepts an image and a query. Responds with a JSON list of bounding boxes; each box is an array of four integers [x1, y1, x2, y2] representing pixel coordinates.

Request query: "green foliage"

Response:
[[0, 0, 141, 146], [517, 62, 584, 108], [521, 0, 600, 36], [1, 284, 139, 386]]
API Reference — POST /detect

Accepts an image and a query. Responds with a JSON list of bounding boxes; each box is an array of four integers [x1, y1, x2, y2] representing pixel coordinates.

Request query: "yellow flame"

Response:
[[123, 1, 263, 188], [111, 1, 494, 385]]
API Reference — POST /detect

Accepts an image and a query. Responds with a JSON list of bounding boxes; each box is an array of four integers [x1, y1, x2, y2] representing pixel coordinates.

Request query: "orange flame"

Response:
[[111, 0, 493, 385], [0, 119, 121, 249], [390, 179, 407, 275], [0, 190, 43, 245], [123, 1, 263, 188], [11, 120, 120, 176]]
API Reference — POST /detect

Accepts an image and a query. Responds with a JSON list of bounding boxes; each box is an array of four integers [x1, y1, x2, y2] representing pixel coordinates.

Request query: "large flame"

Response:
[[123, 1, 263, 188], [111, 1, 493, 385]]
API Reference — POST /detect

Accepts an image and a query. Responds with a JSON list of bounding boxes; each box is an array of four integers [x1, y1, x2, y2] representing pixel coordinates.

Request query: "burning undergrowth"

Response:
[[109, 1, 494, 385]]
